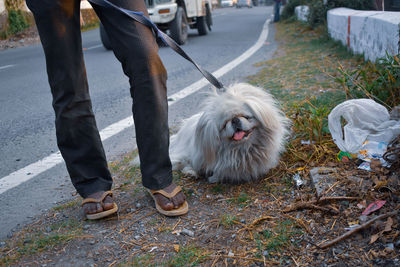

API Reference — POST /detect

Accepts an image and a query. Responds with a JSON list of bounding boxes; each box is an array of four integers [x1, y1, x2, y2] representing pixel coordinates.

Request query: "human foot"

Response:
[[81, 191, 118, 219], [147, 184, 188, 216]]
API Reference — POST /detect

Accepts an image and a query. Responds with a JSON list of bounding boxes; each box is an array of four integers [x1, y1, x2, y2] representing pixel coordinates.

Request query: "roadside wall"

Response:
[[80, 1, 99, 26], [0, 0, 7, 31], [327, 7, 400, 62]]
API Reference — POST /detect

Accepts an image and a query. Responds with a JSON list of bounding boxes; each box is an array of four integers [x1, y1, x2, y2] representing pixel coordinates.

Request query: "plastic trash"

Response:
[[328, 99, 400, 154], [292, 172, 304, 188]]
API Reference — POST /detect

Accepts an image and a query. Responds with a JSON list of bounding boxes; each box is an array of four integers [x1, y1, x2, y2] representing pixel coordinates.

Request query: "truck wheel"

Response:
[[206, 5, 212, 31], [100, 23, 112, 50], [170, 7, 188, 45], [197, 16, 208, 36]]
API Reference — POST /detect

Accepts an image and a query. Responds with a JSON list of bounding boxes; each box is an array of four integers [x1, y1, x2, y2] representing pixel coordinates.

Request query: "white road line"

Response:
[[0, 18, 270, 195], [85, 44, 103, 50], [0, 64, 14, 70]]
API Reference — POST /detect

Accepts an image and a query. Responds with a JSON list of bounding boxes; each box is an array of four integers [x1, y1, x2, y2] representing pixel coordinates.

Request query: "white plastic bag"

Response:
[[328, 99, 400, 154]]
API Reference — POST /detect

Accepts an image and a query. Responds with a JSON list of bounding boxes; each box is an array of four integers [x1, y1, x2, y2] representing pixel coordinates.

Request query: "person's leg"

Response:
[[26, 0, 115, 215], [274, 1, 281, 22], [91, 0, 186, 212]]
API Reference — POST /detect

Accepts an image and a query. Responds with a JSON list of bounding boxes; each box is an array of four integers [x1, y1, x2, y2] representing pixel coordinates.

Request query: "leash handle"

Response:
[[88, 0, 225, 90]]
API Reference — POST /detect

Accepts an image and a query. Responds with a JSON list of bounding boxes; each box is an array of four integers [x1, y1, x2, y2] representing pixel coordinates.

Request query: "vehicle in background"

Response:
[[236, 0, 253, 8], [146, 0, 213, 45], [100, 0, 213, 49], [220, 0, 234, 7]]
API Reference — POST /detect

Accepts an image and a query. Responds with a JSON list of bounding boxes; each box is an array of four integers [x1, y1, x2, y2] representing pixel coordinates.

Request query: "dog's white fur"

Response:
[[170, 83, 290, 183]]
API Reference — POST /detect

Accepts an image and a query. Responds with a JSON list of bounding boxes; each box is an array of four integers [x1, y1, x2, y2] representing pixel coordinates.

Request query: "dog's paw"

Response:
[[207, 175, 219, 183], [182, 166, 198, 177]]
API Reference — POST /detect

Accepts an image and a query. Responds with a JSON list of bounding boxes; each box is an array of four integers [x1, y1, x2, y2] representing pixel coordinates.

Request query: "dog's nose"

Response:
[[232, 117, 242, 130]]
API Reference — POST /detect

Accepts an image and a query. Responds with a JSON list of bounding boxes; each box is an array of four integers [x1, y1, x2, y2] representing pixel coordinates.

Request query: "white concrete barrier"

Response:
[[81, 0, 92, 9], [0, 0, 5, 13], [295, 5, 309, 22], [327, 7, 400, 62]]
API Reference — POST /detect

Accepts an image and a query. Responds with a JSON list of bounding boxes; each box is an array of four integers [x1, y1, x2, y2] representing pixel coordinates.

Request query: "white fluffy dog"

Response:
[[169, 83, 290, 183]]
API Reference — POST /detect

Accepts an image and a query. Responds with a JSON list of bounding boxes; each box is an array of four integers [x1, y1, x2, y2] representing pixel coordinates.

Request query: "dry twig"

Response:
[[319, 211, 398, 249], [284, 196, 359, 213]]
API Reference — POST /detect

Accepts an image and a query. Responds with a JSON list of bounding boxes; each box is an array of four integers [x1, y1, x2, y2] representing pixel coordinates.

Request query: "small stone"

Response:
[[23, 239, 32, 244], [240, 219, 245, 223], [94, 251, 100, 255], [83, 224, 90, 230], [7, 233, 13, 238], [231, 234, 236, 238], [359, 215, 368, 223], [263, 250, 269, 257], [181, 228, 194, 237], [127, 208, 136, 213], [134, 235, 141, 240], [46, 226, 52, 232], [206, 195, 211, 199], [310, 167, 341, 198], [0, 242, 6, 247], [89, 240, 96, 245], [136, 203, 142, 209], [386, 243, 394, 250], [228, 251, 234, 257]]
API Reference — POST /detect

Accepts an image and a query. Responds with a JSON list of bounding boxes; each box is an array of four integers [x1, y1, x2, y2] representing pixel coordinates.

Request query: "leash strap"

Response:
[[88, 0, 225, 90]]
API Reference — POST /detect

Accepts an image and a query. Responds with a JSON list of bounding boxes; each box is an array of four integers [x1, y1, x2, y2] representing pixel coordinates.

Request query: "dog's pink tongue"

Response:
[[233, 131, 246, 141]]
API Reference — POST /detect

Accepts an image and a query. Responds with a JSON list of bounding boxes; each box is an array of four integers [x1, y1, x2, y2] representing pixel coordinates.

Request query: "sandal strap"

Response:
[[150, 186, 182, 199], [81, 190, 114, 206]]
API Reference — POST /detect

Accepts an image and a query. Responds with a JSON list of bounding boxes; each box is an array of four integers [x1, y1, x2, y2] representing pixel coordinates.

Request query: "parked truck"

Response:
[[100, 0, 213, 49]]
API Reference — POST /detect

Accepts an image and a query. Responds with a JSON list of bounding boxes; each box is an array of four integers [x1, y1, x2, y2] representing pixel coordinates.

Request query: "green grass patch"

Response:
[[254, 219, 303, 259], [0, 217, 83, 265], [168, 246, 207, 267], [211, 184, 224, 193], [120, 254, 157, 267], [53, 199, 80, 211], [227, 192, 250, 207], [219, 213, 237, 228]]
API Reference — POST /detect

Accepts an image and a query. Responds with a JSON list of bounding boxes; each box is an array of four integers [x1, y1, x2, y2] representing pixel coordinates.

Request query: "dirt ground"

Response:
[[0, 26, 40, 51], [1, 22, 399, 266]]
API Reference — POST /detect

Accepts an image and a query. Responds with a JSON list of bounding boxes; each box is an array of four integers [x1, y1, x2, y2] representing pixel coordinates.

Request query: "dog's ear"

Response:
[[194, 114, 219, 164]]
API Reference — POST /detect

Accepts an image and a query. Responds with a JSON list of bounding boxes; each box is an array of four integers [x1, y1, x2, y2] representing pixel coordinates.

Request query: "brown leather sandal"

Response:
[[81, 191, 118, 220], [147, 185, 188, 216]]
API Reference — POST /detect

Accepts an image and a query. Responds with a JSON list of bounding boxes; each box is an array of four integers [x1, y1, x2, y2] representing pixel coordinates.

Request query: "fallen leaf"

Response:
[[383, 217, 393, 232], [370, 233, 380, 244], [173, 244, 180, 253], [362, 200, 386, 216]]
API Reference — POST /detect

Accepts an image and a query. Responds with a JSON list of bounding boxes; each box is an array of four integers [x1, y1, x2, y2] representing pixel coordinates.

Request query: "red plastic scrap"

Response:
[[362, 200, 386, 216]]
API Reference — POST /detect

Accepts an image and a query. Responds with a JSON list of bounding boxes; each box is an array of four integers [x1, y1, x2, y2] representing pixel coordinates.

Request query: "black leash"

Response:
[[88, 0, 225, 90]]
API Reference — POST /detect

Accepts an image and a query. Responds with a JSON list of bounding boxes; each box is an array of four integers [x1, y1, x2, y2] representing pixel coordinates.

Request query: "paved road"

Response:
[[0, 6, 278, 239]]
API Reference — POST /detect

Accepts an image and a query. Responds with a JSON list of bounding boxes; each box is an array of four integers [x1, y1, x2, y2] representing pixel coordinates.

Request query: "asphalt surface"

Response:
[[0, 6, 278, 240]]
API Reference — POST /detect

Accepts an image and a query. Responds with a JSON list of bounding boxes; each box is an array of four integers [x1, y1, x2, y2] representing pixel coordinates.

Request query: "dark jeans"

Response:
[[26, 0, 172, 198], [274, 1, 281, 22]]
